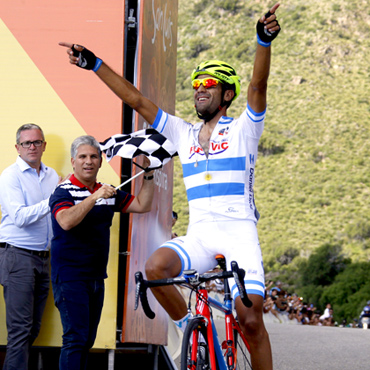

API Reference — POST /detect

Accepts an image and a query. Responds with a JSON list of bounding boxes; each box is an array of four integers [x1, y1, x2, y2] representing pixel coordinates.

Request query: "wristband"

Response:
[[144, 175, 154, 180], [257, 33, 271, 48], [93, 58, 103, 72]]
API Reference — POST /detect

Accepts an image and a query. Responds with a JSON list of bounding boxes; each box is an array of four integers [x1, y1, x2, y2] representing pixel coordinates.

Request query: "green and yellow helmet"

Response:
[[191, 60, 241, 101]]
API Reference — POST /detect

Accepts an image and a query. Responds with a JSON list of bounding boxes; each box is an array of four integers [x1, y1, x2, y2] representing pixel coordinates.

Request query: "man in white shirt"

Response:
[[0, 124, 61, 370]]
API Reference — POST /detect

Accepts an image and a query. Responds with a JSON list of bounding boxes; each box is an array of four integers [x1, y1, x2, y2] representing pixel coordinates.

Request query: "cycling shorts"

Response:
[[159, 220, 265, 299]]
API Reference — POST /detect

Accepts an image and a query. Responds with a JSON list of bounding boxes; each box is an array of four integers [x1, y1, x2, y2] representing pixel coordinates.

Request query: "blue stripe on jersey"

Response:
[[244, 280, 265, 288], [246, 103, 266, 123], [234, 289, 264, 298], [232, 280, 265, 298], [187, 182, 244, 201], [162, 245, 186, 273], [152, 108, 167, 133], [219, 116, 233, 124], [159, 240, 191, 273], [182, 157, 246, 178]]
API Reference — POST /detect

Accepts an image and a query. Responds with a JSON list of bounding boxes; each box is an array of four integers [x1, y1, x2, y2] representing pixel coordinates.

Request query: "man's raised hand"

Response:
[[256, 3, 281, 46], [59, 42, 102, 71]]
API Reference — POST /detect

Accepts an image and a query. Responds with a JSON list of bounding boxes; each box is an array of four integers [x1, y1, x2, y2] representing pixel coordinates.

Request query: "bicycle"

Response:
[[135, 255, 253, 370]]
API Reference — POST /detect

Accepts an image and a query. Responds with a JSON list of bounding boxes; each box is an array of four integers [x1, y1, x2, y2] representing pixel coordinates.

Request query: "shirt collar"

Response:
[[194, 116, 232, 131], [16, 156, 46, 173], [69, 174, 102, 193]]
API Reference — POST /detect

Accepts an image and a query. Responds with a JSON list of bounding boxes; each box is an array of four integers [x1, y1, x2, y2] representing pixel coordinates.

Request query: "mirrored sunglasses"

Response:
[[192, 77, 220, 90]]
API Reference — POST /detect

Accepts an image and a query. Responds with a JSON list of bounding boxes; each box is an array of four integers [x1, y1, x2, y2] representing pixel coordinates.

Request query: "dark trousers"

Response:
[[52, 279, 105, 370], [0, 246, 50, 370]]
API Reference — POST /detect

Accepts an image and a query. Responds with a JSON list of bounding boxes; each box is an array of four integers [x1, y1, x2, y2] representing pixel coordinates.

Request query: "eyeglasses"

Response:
[[18, 140, 44, 148], [192, 77, 220, 90]]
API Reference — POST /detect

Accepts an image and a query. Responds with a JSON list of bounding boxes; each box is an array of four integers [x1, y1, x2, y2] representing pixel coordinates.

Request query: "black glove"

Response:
[[256, 11, 281, 44], [71, 45, 97, 70]]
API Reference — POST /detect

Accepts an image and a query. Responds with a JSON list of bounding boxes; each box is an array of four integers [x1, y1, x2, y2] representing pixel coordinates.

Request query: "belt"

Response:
[[0, 243, 49, 258]]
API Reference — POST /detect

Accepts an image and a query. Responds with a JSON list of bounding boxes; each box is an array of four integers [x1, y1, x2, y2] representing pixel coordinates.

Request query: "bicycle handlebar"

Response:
[[134, 261, 252, 319]]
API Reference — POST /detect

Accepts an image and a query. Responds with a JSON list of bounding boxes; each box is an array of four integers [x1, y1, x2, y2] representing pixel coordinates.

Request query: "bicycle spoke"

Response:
[[234, 328, 252, 370]]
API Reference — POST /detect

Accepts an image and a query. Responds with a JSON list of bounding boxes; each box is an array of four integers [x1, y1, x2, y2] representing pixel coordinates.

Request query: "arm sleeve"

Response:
[[49, 186, 74, 220], [242, 103, 266, 139], [0, 171, 50, 228], [151, 108, 189, 147], [115, 190, 134, 213]]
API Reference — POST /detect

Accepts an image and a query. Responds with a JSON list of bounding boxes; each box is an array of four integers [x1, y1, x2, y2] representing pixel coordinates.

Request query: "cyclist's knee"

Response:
[[236, 296, 266, 338], [145, 248, 181, 280], [145, 258, 162, 280], [240, 315, 262, 336]]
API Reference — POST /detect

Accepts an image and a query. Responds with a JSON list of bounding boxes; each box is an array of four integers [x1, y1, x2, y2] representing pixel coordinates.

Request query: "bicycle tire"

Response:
[[181, 317, 216, 370]]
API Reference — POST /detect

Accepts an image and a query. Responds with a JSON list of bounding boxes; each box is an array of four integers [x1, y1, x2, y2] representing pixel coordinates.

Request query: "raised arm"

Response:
[[59, 42, 159, 125], [248, 3, 281, 113]]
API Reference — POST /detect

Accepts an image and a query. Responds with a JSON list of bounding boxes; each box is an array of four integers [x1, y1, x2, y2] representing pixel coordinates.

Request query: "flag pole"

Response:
[[96, 170, 146, 204], [115, 169, 146, 190]]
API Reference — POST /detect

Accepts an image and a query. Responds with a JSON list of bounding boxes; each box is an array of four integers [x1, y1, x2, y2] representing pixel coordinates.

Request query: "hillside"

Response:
[[172, 0, 370, 276]]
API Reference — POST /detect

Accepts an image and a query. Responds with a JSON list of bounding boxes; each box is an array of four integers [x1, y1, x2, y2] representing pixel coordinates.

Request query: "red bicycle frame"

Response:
[[192, 287, 251, 370]]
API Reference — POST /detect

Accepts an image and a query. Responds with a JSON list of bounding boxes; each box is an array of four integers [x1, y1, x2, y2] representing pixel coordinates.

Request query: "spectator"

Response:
[[360, 300, 370, 317], [263, 295, 282, 323], [275, 290, 289, 313], [0, 124, 64, 370], [319, 303, 332, 321], [49, 135, 155, 370]]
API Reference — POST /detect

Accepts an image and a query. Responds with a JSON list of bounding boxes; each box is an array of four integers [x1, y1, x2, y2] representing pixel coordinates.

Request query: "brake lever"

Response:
[[134, 271, 156, 319], [231, 261, 253, 308]]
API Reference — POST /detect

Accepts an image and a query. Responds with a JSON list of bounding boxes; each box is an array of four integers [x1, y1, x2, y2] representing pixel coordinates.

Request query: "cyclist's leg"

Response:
[[221, 220, 272, 370], [145, 247, 187, 320], [235, 295, 272, 370], [145, 230, 217, 321]]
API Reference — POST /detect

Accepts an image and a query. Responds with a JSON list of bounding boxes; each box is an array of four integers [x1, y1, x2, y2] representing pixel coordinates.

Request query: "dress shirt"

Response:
[[0, 156, 59, 250]]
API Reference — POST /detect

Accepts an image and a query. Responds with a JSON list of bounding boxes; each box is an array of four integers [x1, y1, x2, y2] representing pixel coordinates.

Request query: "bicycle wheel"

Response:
[[233, 326, 252, 370], [181, 317, 214, 370]]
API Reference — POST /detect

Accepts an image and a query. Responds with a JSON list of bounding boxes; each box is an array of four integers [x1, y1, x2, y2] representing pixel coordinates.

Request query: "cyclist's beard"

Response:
[[195, 105, 222, 122], [195, 90, 229, 122], [195, 95, 224, 123]]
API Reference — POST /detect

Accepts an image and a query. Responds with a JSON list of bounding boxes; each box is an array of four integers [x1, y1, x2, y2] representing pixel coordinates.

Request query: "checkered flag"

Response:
[[100, 129, 177, 170]]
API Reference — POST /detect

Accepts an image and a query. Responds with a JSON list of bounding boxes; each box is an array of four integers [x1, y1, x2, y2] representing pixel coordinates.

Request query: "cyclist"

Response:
[[59, 3, 280, 369]]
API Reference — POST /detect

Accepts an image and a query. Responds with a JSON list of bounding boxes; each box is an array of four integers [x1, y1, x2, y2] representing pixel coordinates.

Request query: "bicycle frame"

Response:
[[192, 286, 250, 370], [134, 258, 253, 369]]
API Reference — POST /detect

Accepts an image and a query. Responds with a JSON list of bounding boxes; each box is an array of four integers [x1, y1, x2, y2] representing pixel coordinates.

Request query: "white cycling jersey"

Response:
[[152, 103, 265, 227], [152, 104, 267, 298]]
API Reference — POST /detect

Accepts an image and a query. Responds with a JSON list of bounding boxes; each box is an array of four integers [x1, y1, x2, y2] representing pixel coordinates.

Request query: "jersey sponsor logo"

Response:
[[226, 207, 238, 213], [189, 140, 229, 158], [210, 141, 229, 153], [189, 145, 204, 155], [250, 154, 255, 165], [189, 145, 205, 159], [248, 168, 255, 210], [218, 127, 229, 136]]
